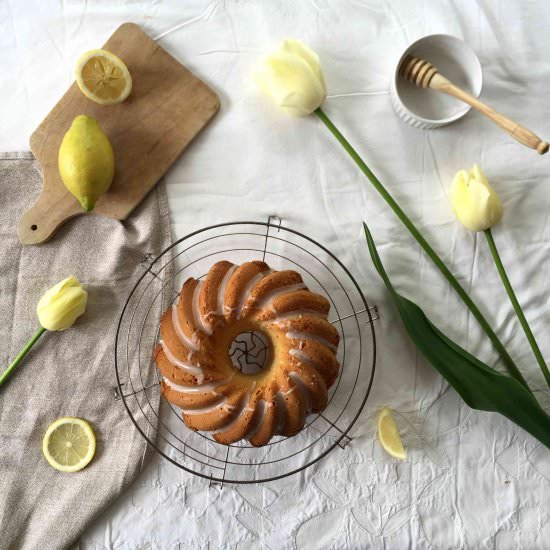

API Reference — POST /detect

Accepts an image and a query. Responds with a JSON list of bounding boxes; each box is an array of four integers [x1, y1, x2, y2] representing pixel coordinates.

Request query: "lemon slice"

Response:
[[42, 417, 96, 472], [75, 49, 132, 105], [377, 407, 407, 460]]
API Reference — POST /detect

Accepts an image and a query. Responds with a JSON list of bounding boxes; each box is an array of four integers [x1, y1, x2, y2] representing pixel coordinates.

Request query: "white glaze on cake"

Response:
[[172, 305, 199, 353], [286, 331, 338, 352], [289, 348, 324, 371], [289, 372, 312, 413], [160, 340, 204, 379], [217, 265, 238, 315], [192, 281, 213, 336], [163, 376, 232, 394], [212, 393, 252, 435], [236, 271, 268, 319], [272, 310, 327, 324], [257, 283, 307, 311]]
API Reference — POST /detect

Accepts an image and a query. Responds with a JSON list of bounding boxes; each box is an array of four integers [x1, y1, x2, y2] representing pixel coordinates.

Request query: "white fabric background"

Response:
[[2, 1, 550, 548]]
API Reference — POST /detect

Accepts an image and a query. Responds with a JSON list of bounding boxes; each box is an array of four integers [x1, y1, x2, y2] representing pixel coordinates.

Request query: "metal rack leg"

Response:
[[320, 413, 353, 449], [262, 215, 282, 262]]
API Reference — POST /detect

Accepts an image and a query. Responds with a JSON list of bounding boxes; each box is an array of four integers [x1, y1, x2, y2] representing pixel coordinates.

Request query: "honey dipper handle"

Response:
[[430, 74, 549, 155]]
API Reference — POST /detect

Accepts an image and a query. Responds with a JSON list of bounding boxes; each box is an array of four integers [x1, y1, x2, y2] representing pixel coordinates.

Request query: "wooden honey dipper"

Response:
[[400, 56, 549, 155]]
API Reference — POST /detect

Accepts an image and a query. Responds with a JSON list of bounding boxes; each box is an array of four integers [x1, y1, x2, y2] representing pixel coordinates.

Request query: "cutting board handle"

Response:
[[18, 184, 83, 245]]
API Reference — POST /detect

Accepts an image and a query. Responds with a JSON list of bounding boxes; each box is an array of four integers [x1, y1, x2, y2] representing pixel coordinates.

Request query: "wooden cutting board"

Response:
[[19, 22, 220, 245]]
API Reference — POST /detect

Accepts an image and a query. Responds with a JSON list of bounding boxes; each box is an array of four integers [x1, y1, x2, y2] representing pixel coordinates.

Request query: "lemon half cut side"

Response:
[[75, 49, 132, 105]]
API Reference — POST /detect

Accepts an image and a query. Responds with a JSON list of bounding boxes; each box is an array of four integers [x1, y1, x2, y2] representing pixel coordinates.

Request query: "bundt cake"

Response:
[[154, 260, 340, 446]]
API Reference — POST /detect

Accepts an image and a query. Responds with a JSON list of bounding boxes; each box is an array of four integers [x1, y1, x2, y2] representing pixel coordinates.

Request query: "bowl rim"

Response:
[[391, 33, 483, 126]]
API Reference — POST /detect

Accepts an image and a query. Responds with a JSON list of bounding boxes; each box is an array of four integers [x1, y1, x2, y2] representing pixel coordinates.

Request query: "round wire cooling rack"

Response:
[[114, 218, 377, 485]]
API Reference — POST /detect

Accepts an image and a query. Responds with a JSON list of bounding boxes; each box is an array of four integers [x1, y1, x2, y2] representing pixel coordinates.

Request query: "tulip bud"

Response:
[[254, 38, 326, 116], [451, 164, 503, 232], [37, 276, 87, 331]]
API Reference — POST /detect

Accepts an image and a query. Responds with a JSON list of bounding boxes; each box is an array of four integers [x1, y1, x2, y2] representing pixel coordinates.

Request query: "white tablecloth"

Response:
[[3, 1, 550, 548]]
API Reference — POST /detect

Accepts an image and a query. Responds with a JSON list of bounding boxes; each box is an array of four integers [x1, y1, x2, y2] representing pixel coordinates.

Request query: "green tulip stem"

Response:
[[0, 327, 46, 388], [485, 228, 550, 388], [315, 106, 530, 391]]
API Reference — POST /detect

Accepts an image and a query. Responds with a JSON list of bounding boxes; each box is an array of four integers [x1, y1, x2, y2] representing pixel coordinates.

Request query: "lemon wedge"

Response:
[[42, 417, 96, 472], [75, 49, 132, 105], [377, 407, 407, 460]]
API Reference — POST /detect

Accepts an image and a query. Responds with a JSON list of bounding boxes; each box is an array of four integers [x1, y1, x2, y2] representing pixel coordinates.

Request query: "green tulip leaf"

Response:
[[364, 222, 550, 448]]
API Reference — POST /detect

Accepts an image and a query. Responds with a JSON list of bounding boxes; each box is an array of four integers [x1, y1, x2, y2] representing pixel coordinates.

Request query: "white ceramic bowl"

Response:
[[390, 34, 483, 129]]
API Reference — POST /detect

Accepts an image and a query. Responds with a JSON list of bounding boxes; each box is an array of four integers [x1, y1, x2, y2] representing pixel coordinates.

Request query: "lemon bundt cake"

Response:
[[154, 260, 340, 446]]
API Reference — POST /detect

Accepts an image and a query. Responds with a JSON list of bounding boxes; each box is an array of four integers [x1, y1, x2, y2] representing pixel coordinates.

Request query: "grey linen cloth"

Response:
[[0, 152, 173, 550]]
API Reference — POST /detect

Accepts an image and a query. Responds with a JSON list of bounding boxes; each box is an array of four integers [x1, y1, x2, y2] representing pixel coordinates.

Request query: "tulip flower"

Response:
[[254, 39, 326, 116], [0, 276, 87, 388], [254, 40, 528, 388], [37, 276, 88, 330], [451, 165, 550, 388], [451, 164, 503, 232]]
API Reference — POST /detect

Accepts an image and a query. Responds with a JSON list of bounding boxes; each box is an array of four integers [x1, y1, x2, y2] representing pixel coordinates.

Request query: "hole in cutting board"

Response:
[[31, 225, 37, 231]]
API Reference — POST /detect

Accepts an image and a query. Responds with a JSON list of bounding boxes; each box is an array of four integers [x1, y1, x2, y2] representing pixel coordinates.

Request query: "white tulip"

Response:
[[451, 164, 503, 232], [255, 39, 326, 116], [37, 276, 87, 331]]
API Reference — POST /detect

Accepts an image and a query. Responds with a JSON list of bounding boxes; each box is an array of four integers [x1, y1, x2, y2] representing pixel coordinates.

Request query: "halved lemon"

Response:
[[377, 407, 407, 460], [75, 49, 132, 105], [42, 417, 96, 472]]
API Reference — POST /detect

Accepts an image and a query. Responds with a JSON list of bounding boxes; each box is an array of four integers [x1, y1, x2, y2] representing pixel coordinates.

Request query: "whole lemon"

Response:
[[58, 115, 114, 212]]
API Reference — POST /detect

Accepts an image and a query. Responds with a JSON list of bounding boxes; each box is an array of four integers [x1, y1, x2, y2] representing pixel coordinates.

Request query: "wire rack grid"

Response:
[[114, 218, 377, 485]]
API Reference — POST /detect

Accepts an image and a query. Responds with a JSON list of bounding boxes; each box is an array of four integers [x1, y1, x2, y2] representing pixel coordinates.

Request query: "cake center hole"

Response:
[[228, 330, 271, 375]]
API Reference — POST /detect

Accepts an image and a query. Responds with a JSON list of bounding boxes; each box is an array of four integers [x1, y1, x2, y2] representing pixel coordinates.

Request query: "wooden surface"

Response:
[[401, 55, 548, 155], [19, 22, 220, 245]]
